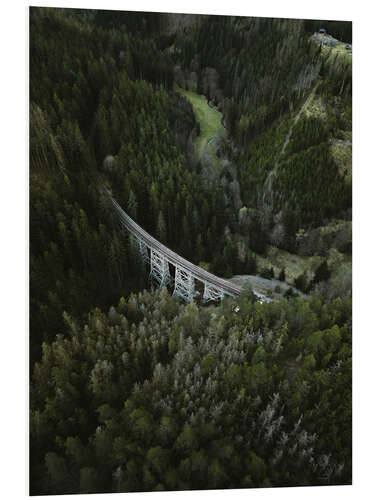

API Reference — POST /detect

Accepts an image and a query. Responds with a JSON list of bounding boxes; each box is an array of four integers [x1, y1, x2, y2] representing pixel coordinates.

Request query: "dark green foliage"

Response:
[[284, 287, 298, 299], [303, 19, 352, 44], [278, 267, 286, 281], [29, 8, 187, 365], [30, 289, 352, 494], [294, 272, 312, 294], [284, 116, 329, 156], [274, 143, 351, 231], [174, 15, 351, 248], [174, 17, 319, 142], [238, 283, 258, 303], [260, 267, 275, 280], [314, 260, 331, 283]]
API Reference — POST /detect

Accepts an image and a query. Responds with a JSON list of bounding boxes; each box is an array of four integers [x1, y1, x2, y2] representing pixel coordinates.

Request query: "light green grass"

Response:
[[303, 94, 328, 120], [311, 34, 352, 65], [256, 230, 351, 285], [322, 42, 352, 65], [256, 245, 322, 283], [176, 85, 226, 155], [330, 141, 352, 182]]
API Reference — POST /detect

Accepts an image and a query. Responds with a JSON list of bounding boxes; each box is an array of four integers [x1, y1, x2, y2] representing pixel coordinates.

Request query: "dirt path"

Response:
[[263, 82, 319, 202]]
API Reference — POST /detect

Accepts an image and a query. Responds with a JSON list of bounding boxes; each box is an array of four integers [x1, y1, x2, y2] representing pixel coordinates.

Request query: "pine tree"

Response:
[[127, 190, 138, 220], [156, 211, 167, 242]]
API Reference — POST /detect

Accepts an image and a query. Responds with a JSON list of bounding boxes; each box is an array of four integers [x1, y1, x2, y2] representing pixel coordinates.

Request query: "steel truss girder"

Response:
[[173, 265, 195, 302], [203, 282, 226, 302], [150, 248, 171, 287], [138, 238, 149, 264], [129, 234, 149, 264]]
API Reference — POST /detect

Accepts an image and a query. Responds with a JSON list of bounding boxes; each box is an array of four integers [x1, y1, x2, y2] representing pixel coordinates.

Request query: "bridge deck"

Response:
[[110, 197, 243, 297]]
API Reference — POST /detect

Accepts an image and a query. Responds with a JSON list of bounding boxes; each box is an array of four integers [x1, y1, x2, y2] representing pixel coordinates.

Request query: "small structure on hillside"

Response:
[[328, 40, 337, 47], [319, 28, 326, 34]]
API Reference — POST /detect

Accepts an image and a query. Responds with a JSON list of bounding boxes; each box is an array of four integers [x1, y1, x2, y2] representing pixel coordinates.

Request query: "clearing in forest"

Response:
[[176, 85, 226, 156]]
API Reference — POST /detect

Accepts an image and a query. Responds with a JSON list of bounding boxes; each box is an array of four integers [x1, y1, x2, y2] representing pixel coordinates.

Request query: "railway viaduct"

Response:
[[110, 196, 244, 302]]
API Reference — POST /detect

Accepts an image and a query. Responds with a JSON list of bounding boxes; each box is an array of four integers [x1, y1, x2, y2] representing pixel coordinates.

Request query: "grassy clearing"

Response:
[[176, 85, 226, 155], [302, 92, 352, 182], [256, 245, 322, 284], [330, 140, 352, 182], [310, 33, 352, 65], [232, 241, 351, 300], [255, 225, 351, 286], [303, 93, 328, 120], [322, 42, 352, 64]]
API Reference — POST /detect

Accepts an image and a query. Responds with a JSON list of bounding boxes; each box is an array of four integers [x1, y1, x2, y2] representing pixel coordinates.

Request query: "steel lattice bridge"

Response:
[[110, 196, 244, 302]]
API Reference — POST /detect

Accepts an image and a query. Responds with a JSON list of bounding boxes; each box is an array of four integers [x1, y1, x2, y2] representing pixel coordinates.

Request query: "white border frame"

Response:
[[1, 1, 373, 499]]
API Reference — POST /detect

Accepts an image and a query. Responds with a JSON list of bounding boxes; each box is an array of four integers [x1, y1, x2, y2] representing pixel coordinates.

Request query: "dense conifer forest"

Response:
[[30, 7, 352, 494]]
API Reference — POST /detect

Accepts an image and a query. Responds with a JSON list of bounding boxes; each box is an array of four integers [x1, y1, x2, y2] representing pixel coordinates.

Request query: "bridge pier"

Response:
[[138, 238, 149, 264], [150, 248, 171, 288], [130, 234, 149, 264], [173, 265, 195, 302], [203, 282, 225, 302]]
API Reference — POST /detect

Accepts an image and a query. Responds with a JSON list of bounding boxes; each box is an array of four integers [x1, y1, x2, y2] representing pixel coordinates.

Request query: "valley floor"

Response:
[[176, 85, 225, 155]]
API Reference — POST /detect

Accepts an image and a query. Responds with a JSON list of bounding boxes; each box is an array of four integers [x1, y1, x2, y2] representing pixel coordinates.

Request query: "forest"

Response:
[[29, 7, 352, 495]]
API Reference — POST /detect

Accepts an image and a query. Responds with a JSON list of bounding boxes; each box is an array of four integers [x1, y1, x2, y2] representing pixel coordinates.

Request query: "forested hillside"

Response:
[[31, 289, 351, 494], [173, 15, 351, 246], [30, 7, 352, 495], [30, 7, 192, 364]]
